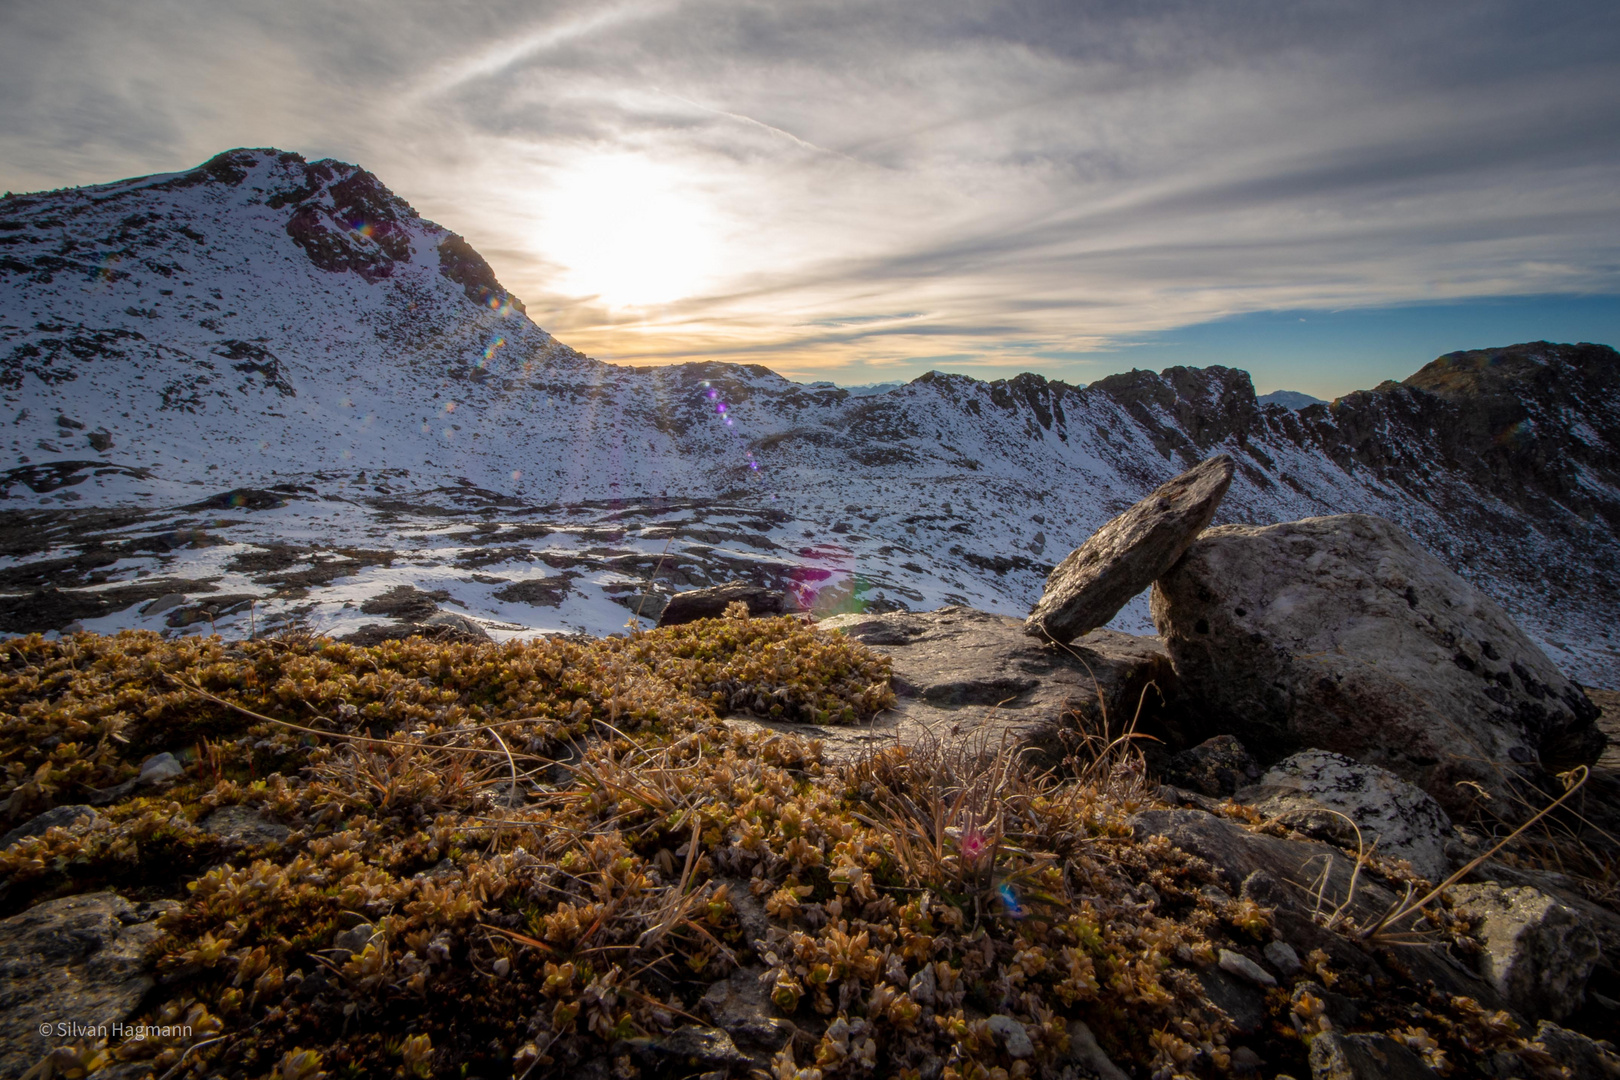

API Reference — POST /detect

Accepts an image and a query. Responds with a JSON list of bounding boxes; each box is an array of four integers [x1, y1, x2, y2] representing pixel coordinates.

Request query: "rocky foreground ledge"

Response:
[[3, 459, 1618, 1079]]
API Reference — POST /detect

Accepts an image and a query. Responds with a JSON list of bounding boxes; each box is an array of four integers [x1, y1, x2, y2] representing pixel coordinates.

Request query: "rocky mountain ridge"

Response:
[[1, 149, 1616, 683]]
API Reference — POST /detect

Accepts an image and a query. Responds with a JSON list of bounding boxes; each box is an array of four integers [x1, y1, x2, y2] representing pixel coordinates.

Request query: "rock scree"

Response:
[[1150, 513, 1604, 817], [1025, 453, 1234, 643]]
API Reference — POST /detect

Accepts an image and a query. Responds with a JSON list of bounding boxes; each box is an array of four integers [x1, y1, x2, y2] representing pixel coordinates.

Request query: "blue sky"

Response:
[[1035, 295, 1620, 398], [3, 1, 1617, 398]]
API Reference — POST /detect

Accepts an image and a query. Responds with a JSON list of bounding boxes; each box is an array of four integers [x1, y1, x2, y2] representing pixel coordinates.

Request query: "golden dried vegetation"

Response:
[[0, 615, 1596, 1080]]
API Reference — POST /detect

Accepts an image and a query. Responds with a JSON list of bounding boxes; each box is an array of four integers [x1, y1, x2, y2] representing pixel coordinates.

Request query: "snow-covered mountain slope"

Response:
[[2, 149, 1616, 685]]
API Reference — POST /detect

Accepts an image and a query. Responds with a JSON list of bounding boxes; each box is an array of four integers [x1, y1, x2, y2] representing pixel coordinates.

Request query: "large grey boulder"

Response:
[[0, 893, 174, 1077], [1450, 882, 1600, 1021], [1236, 750, 1454, 882], [1026, 454, 1233, 643], [728, 606, 1176, 764], [1151, 514, 1603, 817]]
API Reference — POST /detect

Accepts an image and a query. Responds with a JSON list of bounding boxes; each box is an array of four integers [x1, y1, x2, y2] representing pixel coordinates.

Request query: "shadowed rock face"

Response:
[[1026, 454, 1234, 643], [725, 606, 1176, 764], [1151, 513, 1603, 818]]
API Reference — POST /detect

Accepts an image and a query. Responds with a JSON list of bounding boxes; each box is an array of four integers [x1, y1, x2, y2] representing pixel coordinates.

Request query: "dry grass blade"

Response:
[[1359, 765, 1591, 942]]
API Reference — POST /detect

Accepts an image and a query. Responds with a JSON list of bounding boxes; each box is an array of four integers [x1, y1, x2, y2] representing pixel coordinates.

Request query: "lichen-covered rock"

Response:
[[1151, 513, 1604, 817], [0, 893, 174, 1078], [0, 804, 98, 850], [740, 606, 1176, 763], [658, 581, 797, 627], [1026, 454, 1233, 643], [1307, 1032, 1438, 1079], [1450, 882, 1600, 1021], [198, 804, 291, 848], [699, 967, 793, 1055], [1164, 734, 1260, 797], [1236, 750, 1453, 882]]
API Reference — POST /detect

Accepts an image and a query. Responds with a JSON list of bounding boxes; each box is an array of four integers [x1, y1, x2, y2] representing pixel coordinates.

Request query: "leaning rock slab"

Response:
[[1450, 882, 1600, 1021], [728, 607, 1176, 764], [659, 581, 798, 627], [0, 893, 174, 1077], [1027, 454, 1233, 643], [1236, 750, 1454, 882], [1151, 513, 1603, 816]]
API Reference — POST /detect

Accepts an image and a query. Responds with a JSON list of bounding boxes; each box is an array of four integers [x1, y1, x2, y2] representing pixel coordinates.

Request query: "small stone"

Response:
[[986, 1015, 1034, 1059], [1066, 1021, 1129, 1080], [1451, 883, 1600, 1020], [137, 752, 184, 785], [1218, 948, 1277, 988], [637, 1026, 752, 1069], [1263, 940, 1303, 977], [421, 612, 491, 641], [1165, 735, 1260, 797], [332, 923, 376, 954], [492, 957, 510, 978], [908, 963, 937, 1007], [700, 966, 793, 1051], [199, 804, 290, 847], [1308, 1032, 1437, 1079], [1, 804, 98, 849], [142, 593, 188, 616], [1026, 453, 1234, 642]]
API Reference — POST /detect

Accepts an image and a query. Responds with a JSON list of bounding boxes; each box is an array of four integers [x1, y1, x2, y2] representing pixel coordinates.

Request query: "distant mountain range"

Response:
[[2, 148, 1616, 684], [1256, 389, 1327, 410]]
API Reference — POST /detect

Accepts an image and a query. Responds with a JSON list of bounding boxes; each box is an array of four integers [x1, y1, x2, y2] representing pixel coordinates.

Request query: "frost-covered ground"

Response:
[[3, 149, 1616, 686]]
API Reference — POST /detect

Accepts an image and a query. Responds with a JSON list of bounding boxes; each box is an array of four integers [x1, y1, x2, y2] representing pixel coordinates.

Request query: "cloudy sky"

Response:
[[4, 0, 1618, 396]]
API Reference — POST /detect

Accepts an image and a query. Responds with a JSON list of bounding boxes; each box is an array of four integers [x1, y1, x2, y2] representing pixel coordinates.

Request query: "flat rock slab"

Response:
[[1026, 454, 1233, 643], [1152, 513, 1604, 818], [658, 581, 797, 627], [725, 606, 1176, 764]]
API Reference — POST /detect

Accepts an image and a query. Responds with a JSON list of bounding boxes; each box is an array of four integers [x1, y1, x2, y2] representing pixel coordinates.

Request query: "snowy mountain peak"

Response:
[[1, 151, 1616, 683]]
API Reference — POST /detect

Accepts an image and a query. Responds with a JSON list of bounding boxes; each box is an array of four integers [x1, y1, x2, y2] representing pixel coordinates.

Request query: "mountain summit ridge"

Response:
[[1, 150, 1616, 683]]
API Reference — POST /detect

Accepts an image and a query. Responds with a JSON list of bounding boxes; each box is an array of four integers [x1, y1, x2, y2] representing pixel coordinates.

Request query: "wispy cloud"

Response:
[[2, 0, 1617, 393]]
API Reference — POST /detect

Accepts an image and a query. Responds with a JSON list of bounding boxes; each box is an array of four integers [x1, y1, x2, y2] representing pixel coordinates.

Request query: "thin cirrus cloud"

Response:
[[1, 0, 1618, 396]]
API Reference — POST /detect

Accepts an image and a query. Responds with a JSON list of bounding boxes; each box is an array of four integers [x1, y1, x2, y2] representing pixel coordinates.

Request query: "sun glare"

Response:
[[538, 155, 722, 308]]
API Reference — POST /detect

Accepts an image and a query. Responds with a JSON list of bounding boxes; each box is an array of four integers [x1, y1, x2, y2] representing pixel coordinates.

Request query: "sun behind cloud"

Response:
[[537, 153, 722, 309]]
